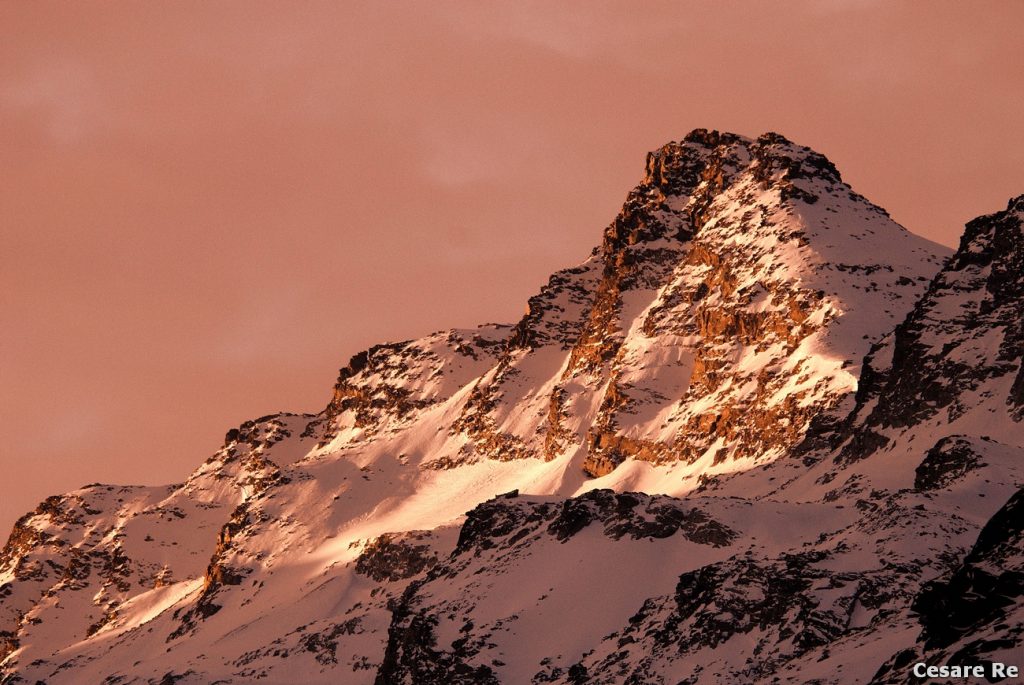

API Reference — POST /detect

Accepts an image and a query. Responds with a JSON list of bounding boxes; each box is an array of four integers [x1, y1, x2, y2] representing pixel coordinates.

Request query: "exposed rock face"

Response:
[[454, 489, 736, 552], [307, 327, 511, 448], [1, 133, 1019, 685], [563, 131, 935, 476]]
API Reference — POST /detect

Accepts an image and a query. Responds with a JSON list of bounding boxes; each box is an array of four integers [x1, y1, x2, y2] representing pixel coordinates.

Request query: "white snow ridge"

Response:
[[2, 132, 1022, 685]]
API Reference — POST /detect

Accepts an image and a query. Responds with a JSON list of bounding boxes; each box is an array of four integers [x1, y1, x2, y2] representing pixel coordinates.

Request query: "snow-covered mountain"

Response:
[[2, 131, 1020, 685]]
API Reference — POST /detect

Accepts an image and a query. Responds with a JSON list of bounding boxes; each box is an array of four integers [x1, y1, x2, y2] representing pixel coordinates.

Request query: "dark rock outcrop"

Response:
[[914, 436, 986, 491], [355, 532, 440, 583], [915, 486, 1024, 650]]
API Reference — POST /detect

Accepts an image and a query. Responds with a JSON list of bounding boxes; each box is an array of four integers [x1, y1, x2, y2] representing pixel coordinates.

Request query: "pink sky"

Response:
[[2, 1, 1023, 532]]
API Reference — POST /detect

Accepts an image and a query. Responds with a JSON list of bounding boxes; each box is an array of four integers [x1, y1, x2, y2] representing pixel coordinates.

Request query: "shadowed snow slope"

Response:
[[5, 134, 1021, 685]]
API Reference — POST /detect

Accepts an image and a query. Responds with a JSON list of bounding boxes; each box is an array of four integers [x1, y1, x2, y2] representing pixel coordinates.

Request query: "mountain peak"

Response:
[[955, 192, 1024, 268], [471, 130, 948, 477], [611, 129, 864, 263], [640, 129, 843, 207], [1004, 192, 1024, 215]]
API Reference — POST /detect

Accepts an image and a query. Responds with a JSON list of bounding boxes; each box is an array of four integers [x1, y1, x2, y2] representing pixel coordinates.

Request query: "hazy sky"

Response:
[[2, 1, 1022, 533]]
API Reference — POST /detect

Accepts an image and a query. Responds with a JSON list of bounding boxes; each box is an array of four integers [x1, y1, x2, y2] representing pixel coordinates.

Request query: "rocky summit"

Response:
[[1, 132, 1021, 685]]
